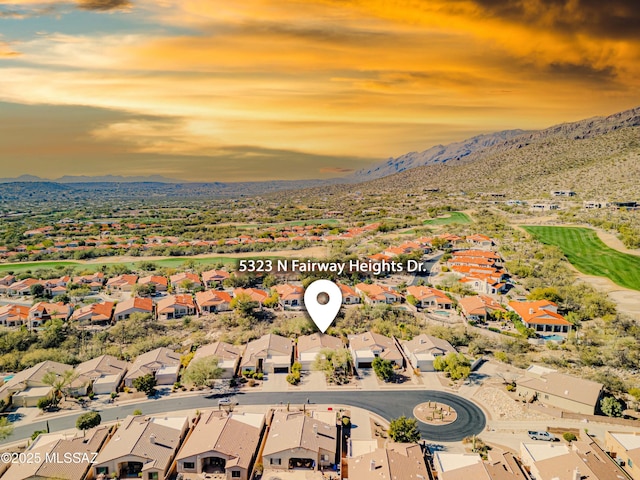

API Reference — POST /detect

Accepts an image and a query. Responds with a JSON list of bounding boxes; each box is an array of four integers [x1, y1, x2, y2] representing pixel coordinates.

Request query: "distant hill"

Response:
[[353, 107, 640, 182], [0, 174, 186, 184]]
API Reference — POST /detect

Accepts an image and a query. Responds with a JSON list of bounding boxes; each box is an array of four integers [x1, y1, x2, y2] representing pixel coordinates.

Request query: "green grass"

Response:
[[237, 218, 339, 229], [423, 212, 471, 226], [522, 226, 640, 291]]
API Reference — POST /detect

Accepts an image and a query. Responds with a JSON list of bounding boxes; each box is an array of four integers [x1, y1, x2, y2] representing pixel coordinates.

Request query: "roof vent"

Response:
[[150, 434, 156, 444]]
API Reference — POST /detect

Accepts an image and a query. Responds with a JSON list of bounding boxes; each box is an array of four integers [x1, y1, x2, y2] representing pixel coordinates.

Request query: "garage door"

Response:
[[357, 362, 372, 369], [274, 367, 289, 374]]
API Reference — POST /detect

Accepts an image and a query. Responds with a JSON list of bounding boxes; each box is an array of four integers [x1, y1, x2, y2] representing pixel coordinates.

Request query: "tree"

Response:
[[388, 416, 420, 443], [600, 397, 623, 417], [313, 348, 352, 385], [42, 369, 77, 405], [132, 374, 157, 396], [406, 295, 419, 307], [230, 293, 258, 317], [372, 357, 395, 382], [76, 411, 101, 431], [0, 417, 13, 441], [133, 283, 156, 297], [433, 353, 471, 381], [183, 357, 223, 387], [30, 283, 45, 298]]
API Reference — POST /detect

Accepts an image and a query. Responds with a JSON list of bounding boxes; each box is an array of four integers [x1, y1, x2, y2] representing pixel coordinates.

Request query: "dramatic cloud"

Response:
[[77, 0, 131, 11]]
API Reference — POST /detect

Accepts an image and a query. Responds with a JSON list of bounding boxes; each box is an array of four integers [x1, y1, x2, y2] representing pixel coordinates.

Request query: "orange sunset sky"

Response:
[[0, 0, 639, 181]]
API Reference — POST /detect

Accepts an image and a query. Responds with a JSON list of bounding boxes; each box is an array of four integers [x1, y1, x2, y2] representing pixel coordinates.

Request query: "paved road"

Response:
[[4, 390, 485, 445], [410, 253, 443, 286]]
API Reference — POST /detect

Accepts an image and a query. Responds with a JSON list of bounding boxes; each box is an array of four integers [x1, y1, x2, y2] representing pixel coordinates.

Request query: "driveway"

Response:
[[262, 372, 290, 392], [2, 390, 486, 444]]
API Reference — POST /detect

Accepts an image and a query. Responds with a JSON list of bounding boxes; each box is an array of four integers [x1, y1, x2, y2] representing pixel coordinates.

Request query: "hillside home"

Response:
[[28, 302, 72, 327], [5, 278, 41, 296], [72, 272, 104, 291], [93, 415, 189, 480], [106, 274, 138, 292], [72, 354, 130, 395], [348, 331, 403, 369], [0, 360, 73, 407], [233, 288, 269, 305], [124, 347, 182, 387], [402, 334, 456, 371], [201, 269, 230, 288], [263, 411, 337, 472], [337, 283, 360, 304], [465, 234, 495, 249], [176, 411, 264, 480], [240, 334, 293, 374], [156, 294, 196, 320], [138, 275, 168, 292], [169, 272, 202, 292], [297, 333, 345, 370], [273, 284, 304, 308], [195, 290, 232, 313], [190, 341, 241, 378], [0, 304, 29, 327], [348, 443, 429, 480], [70, 301, 114, 325], [355, 283, 401, 305], [113, 297, 153, 321], [405, 285, 452, 310], [516, 372, 603, 415], [458, 295, 505, 322], [508, 300, 572, 337], [604, 431, 640, 480]]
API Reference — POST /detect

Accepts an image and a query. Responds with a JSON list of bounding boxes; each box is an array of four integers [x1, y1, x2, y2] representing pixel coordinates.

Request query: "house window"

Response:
[[183, 462, 195, 470], [628, 458, 633, 468], [148, 473, 158, 480], [544, 394, 549, 399], [321, 454, 330, 461], [232, 471, 241, 478], [270, 458, 281, 465], [96, 467, 109, 475]]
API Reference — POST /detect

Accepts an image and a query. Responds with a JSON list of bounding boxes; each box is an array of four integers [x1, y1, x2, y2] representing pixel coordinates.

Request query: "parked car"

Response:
[[528, 431, 557, 441], [218, 397, 232, 406]]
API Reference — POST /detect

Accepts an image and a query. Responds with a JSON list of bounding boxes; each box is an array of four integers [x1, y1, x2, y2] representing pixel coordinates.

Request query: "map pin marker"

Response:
[[304, 279, 342, 333]]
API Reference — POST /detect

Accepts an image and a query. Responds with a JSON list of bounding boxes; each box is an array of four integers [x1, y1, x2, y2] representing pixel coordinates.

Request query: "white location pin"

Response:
[[304, 279, 342, 333]]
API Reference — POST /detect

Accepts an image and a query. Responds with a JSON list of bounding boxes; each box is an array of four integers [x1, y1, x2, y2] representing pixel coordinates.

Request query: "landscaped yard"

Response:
[[423, 212, 471, 226], [523, 226, 640, 291]]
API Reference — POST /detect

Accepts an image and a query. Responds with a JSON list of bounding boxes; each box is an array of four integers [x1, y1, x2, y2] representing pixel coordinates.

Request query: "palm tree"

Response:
[[42, 370, 78, 405]]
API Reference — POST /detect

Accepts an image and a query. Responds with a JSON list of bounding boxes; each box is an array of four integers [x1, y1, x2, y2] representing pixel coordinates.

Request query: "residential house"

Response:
[[348, 331, 403, 369], [405, 285, 452, 310], [0, 360, 73, 407], [239, 334, 293, 374], [508, 300, 572, 337], [402, 334, 456, 371], [42, 276, 70, 297], [348, 443, 429, 480], [6, 278, 41, 296], [93, 415, 189, 480], [0, 304, 29, 327], [28, 302, 72, 328], [337, 283, 360, 305], [72, 272, 104, 291], [156, 294, 196, 320], [458, 295, 505, 322], [170, 272, 202, 292], [106, 274, 138, 292], [355, 283, 401, 305], [516, 372, 603, 415], [297, 333, 344, 370], [195, 290, 232, 314], [273, 284, 304, 308], [435, 450, 527, 480], [113, 297, 153, 321], [176, 411, 264, 480], [604, 431, 640, 480], [138, 275, 168, 292], [459, 273, 507, 295], [465, 234, 495, 249], [521, 439, 628, 480], [233, 288, 269, 305], [70, 301, 114, 325], [263, 411, 337, 471], [191, 341, 242, 378], [3, 426, 111, 480], [201, 269, 230, 288], [72, 354, 130, 395], [124, 347, 182, 387]]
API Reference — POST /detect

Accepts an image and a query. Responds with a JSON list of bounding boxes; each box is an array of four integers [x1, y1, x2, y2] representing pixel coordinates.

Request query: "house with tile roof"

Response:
[[604, 431, 640, 480], [406, 285, 453, 310], [355, 283, 401, 305], [201, 269, 230, 288], [508, 300, 572, 337], [297, 333, 345, 370], [70, 301, 114, 325], [106, 274, 138, 292], [337, 283, 360, 305], [436, 449, 527, 480], [273, 284, 304, 308], [240, 334, 293, 374], [458, 295, 505, 322], [0, 304, 29, 327], [3, 426, 111, 480], [93, 415, 189, 480], [191, 341, 242, 378], [176, 411, 264, 480], [402, 334, 456, 371], [195, 290, 232, 313], [169, 272, 202, 292], [233, 288, 269, 305], [348, 443, 429, 480], [263, 411, 337, 472], [113, 297, 153, 321], [124, 347, 182, 387], [28, 302, 72, 327], [516, 372, 603, 415], [72, 354, 130, 395], [348, 331, 403, 369], [0, 360, 73, 407], [138, 275, 168, 292], [156, 294, 196, 320]]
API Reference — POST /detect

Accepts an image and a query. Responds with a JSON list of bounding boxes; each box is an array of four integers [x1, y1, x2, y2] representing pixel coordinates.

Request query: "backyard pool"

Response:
[[434, 310, 451, 317]]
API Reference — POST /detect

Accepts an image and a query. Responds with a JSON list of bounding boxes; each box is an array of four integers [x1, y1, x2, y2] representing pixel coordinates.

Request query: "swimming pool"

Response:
[[541, 335, 565, 342], [434, 310, 451, 317]]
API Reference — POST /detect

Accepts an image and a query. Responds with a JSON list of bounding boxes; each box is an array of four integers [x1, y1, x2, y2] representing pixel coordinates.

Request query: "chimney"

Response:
[[529, 308, 534, 315], [313, 424, 318, 437], [370, 460, 376, 471], [150, 434, 156, 444]]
